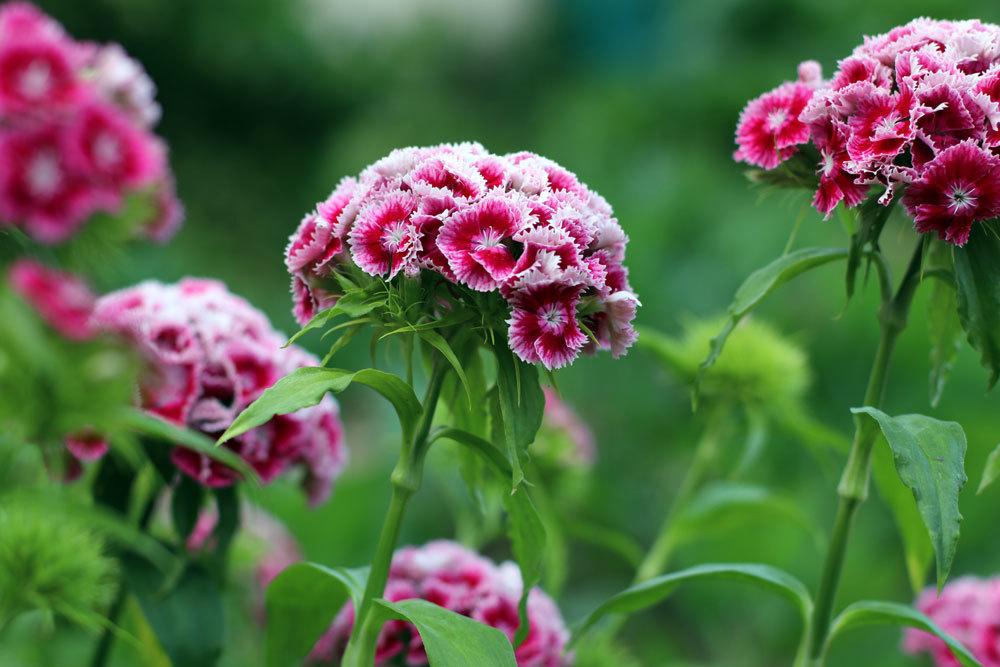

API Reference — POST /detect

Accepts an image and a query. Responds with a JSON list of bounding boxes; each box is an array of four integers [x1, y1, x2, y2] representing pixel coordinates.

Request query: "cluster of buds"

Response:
[[285, 142, 638, 370], [735, 18, 1000, 245], [0, 2, 181, 243]]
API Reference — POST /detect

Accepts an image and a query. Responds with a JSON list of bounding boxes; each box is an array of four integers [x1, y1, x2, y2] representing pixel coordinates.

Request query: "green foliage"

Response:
[[926, 241, 963, 407], [853, 407, 968, 589], [695, 246, 848, 400], [220, 366, 422, 446], [0, 502, 117, 630], [572, 563, 813, 648], [827, 600, 981, 667], [954, 220, 1000, 389], [491, 343, 545, 489], [374, 598, 517, 666], [845, 195, 894, 302], [265, 563, 368, 667]]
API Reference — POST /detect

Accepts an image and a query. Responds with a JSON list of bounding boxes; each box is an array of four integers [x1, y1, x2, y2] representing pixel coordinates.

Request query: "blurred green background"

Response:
[[14, 0, 1000, 665]]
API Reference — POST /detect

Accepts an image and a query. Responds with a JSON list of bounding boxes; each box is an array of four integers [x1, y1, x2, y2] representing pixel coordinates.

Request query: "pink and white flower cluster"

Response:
[[904, 576, 1000, 667], [315, 540, 570, 667], [8, 258, 95, 340], [285, 142, 638, 370], [735, 18, 1000, 245], [0, 2, 181, 244], [92, 278, 347, 505]]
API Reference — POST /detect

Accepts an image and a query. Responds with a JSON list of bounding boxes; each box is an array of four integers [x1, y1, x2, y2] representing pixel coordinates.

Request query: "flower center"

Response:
[[381, 221, 409, 249], [93, 132, 123, 169], [538, 303, 566, 331], [948, 185, 978, 213], [821, 151, 836, 177], [18, 59, 52, 100], [26, 149, 61, 197], [766, 109, 788, 131]]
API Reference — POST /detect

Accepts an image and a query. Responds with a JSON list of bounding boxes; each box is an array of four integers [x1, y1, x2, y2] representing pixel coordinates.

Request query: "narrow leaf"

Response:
[[419, 329, 472, 406], [954, 221, 1000, 389], [493, 344, 544, 488], [828, 600, 981, 667], [697, 247, 847, 389], [846, 195, 893, 301], [572, 563, 812, 645], [976, 442, 1000, 494], [853, 407, 968, 588], [375, 598, 517, 667], [220, 367, 421, 445], [927, 241, 962, 406], [265, 563, 368, 667]]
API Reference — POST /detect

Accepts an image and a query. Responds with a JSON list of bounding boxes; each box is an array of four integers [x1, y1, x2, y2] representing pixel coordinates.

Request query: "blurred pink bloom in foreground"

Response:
[[905, 576, 1000, 666], [8, 258, 95, 339], [93, 278, 347, 505]]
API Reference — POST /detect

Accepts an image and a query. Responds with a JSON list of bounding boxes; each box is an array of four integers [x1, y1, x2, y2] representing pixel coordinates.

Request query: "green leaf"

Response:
[[123, 557, 225, 667], [852, 407, 968, 588], [122, 408, 258, 483], [954, 221, 1000, 389], [418, 329, 472, 406], [871, 439, 933, 594], [827, 600, 981, 667], [211, 486, 240, 563], [697, 247, 847, 392], [976, 442, 1000, 494], [492, 344, 545, 488], [285, 291, 386, 347], [429, 426, 546, 648], [846, 195, 893, 301], [571, 563, 812, 645], [171, 476, 204, 542], [374, 598, 516, 666], [220, 367, 421, 445], [265, 562, 368, 667], [927, 242, 962, 407]]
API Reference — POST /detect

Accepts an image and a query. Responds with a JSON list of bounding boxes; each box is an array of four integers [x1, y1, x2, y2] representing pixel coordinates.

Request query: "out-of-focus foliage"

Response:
[[8, 0, 1000, 665]]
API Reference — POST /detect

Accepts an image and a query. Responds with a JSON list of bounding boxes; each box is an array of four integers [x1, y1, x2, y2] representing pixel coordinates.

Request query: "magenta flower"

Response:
[[285, 143, 637, 370], [314, 540, 570, 667], [733, 81, 813, 169], [734, 18, 1000, 244], [0, 1, 181, 244], [92, 279, 348, 505], [905, 576, 1000, 667], [7, 258, 96, 340], [902, 141, 1000, 246]]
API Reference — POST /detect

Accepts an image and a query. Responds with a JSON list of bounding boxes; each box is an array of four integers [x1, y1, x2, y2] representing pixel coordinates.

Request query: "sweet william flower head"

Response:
[[315, 540, 571, 667], [92, 278, 347, 505], [0, 1, 182, 244], [905, 576, 1000, 667], [734, 18, 1000, 245], [285, 143, 637, 370]]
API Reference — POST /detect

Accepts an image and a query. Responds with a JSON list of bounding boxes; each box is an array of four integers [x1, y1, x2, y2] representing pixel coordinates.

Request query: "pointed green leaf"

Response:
[[927, 241, 962, 406], [266, 563, 369, 667], [976, 442, 1000, 494], [418, 329, 472, 406], [852, 407, 968, 588], [571, 563, 812, 646], [828, 600, 981, 667], [374, 598, 516, 666], [954, 220, 1000, 389], [219, 367, 421, 445], [871, 439, 933, 594], [698, 247, 847, 387], [846, 195, 893, 301], [492, 344, 545, 488]]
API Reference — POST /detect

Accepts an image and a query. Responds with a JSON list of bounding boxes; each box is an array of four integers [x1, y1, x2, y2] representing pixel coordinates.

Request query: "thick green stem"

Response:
[[634, 415, 724, 583], [342, 360, 448, 667], [806, 239, 925, 663]]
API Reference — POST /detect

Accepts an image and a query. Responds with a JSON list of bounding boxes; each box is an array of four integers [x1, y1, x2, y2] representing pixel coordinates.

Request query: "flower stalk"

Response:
[[807, 239, 925, 663], [342, 358, 449, 667]]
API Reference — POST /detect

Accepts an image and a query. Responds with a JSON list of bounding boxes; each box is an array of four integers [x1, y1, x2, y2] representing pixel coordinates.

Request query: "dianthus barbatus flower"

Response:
[[7, 258, 96, 340], [92, 278, 347, 505], [313, 540, 571, 667], [0, 1, 182, 243], [285, 142, 637, 370], [734, 18, 1000, 245], [904, 576, 1000, 667]]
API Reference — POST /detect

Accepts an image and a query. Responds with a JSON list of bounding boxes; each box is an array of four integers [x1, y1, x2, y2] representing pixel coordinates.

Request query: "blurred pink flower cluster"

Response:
[[0, 2, 181, 243], [315, 540, 570, 667], [92, 278, 347, 505], [8, 257, 94, 339], [735, 18, 1000, 245], [905, 576, 1000, 667], [539, 387, 595, 468], [285, 142, 638, 370]]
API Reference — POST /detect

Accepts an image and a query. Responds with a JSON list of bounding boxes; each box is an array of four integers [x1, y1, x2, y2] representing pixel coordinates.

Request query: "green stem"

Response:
[[806, 239, 925, 663], [342, 359, 448, 667], [634, 413, 724, 583]]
